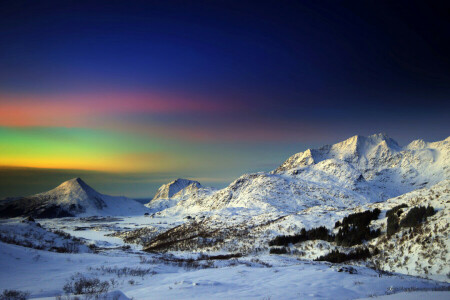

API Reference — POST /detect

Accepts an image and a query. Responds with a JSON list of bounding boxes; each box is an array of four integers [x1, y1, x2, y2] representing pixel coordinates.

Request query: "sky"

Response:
[[0, 0, 449, 199]]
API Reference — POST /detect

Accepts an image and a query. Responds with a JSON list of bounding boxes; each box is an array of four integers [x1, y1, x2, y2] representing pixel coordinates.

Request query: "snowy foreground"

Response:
[[0, 216, 449, 300]]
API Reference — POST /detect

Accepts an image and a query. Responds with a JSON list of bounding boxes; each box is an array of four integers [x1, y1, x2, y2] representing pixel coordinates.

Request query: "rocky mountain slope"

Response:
[[159, 134, 449, 215], [146, 178, 215, 212], [0, 178, 148, 218], [134, 134, 449, 282]]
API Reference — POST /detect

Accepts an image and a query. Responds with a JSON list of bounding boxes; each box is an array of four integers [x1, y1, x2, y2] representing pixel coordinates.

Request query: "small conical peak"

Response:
[[55, 177, 98, 196], [64, 177, 87, 187]]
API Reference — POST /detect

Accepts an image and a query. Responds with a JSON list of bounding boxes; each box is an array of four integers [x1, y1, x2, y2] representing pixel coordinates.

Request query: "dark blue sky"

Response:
[[0, 0, 449, 198]]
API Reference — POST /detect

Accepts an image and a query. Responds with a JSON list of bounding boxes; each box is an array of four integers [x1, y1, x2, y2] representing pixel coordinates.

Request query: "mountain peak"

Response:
[[53, 177, 99, 197], [153, 178, 202, 200], [275, 133, 402, 173], [331, 133, 400, 153]]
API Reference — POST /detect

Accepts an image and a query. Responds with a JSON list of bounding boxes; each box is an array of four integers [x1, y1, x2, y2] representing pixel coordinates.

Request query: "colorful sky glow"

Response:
[[1, 1, 449, 198]]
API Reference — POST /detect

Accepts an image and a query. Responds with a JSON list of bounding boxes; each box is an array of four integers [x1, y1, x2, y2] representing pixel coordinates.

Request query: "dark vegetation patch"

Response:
[[386, 204, 408, 219], [197, 253, 242, 260], [335, 223, 380, 247], [139, 253, 215, 270], [143, 220, 253, 252], [269, 247, 288, 254], [94, 266, 156, 277], [336, 266, 357, 274], [334, 209, 381, 247], [335, 209, 380, 228], [0, 196, 76, 218], [386, 205, 435, 237], [0, 289, 30, 300], [315, 247, 376, 263], [63, 273, 110, 296], [108, 227, 159, 245], [400, 205, 435, 228], [269, 226, 333, 246], [387, 214, 400, 237], [269, 209, 381, 249], [386, 204, 408, 237]]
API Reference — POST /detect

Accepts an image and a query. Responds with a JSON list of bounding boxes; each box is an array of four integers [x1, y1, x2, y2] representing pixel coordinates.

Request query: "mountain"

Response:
[[152, 178, 202, 200], [159, 134, 449, 214], [146, 178, 215, 212], [0, 178, 148, 218]]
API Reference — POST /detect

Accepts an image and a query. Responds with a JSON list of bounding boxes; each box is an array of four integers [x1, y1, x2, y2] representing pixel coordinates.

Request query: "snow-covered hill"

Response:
[[160, 134, 449, 215], [0, 178, 148, 218], [146, 178, 215, 212]]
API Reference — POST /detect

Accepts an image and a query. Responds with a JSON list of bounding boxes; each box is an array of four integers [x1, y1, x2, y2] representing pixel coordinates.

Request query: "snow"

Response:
[[146, 178, 215, 212], [1, 240, 448, 300], [358, 291, 450, 300], [151, 178, 202, 200], [1, 134, 449, 299], [159, 134, 449, 214]]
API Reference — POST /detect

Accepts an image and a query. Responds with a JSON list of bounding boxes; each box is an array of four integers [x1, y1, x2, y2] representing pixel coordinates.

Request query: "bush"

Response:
[[336, 209, 381, 228], [63, 273, 109, 296], [386, 204, 408, 219], [269, 247, 288, 254], [315, 247, 372, 263], [269, 226, 333, 246], [333, 209, 381, 246], [0, 289, 30, 300], [270, 209, 381, 248], [400, 205, 435, 228], [334, 225, 380, 247], [387, 214, 400, 237], [96, 266, 155, 277]]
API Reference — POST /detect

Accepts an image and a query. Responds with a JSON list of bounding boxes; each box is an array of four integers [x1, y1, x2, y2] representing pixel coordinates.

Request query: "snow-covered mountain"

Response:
[[146, 178, 215, 212], [160, 134, 449, 214], [0, 178, 148, 218]]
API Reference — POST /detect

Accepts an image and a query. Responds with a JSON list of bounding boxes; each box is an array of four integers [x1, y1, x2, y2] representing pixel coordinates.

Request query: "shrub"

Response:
[[334, 225, 381, 247], [387, 214, 400, 237], [400, 205, 435, 228], [270, 209, 381, 248], [0, 289, 30, 300], [386, 204, 408, 219], [96, 266, 155, 277], [315, 247, 372, 263], [269, 247, 288, 254], [333, 209, 381, 246], [63, 273, 109, 296], [336, 209, 381, 228], [269, 226, 333, 246]]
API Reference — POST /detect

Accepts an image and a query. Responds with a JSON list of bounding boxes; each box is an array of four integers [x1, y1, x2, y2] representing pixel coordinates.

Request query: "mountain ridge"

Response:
[[157, 133, 449, 215]]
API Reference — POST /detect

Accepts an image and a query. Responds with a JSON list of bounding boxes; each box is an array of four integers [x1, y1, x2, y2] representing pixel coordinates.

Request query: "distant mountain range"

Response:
[[0, 178, 148, 218], [1, 133, 448, 219], [149, 133, 449, 214]]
